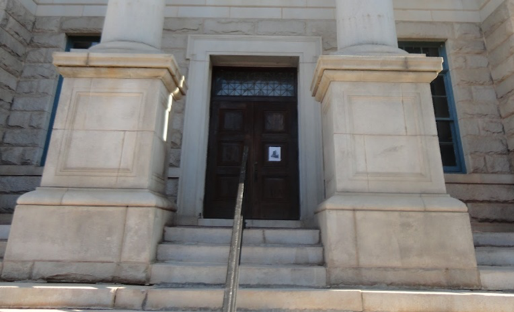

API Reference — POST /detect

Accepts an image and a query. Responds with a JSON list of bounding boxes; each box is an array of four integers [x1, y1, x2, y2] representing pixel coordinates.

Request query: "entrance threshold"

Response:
[[198, 218, 302, 229]]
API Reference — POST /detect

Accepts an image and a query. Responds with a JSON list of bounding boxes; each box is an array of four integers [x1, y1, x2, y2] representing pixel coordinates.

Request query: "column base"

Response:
[[2, 188, 173, 284], [317, 193, 481, 289]]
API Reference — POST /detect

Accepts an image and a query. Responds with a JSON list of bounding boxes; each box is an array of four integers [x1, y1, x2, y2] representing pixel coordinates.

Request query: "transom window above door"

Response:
[[212, 67, 297, 97]]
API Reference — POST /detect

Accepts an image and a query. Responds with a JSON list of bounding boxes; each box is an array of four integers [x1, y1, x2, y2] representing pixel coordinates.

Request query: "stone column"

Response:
[[2, 0, 187, 284], [91, 0, 165, 53], [312, 0, 480, 288], [335, 0, 405, 55]]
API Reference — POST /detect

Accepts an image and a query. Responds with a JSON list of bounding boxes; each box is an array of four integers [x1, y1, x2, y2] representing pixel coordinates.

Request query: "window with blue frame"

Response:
[[398, 42, 465, 173], [40, 36, 101, 166]]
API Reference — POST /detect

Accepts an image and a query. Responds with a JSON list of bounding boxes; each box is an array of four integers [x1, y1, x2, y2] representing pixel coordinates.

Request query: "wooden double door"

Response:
[[204, 98, 300, 220]]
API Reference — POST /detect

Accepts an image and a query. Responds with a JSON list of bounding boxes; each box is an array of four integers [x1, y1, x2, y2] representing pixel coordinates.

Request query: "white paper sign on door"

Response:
[[269, 147, 281, 162]]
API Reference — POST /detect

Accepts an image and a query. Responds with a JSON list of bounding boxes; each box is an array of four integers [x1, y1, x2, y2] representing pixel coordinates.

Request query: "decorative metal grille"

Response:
[[212, 68, 296, 97]]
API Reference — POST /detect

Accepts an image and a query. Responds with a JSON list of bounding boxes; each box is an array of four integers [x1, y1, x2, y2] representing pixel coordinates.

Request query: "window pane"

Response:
[[212, 68, 296, 97], [430, 76, 447, 96], [436, 121, 453, 143], [432, 96, 451, 118], [440, 144, 457, 167], [399, 42, 463, 172]]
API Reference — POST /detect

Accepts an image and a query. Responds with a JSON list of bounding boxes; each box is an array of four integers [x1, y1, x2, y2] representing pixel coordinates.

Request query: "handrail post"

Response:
[[222, 146, 249, 312]]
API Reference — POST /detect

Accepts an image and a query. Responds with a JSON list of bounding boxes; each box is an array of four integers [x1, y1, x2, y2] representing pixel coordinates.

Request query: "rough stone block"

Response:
[[0, 147, 22, 165], [0, 29, 26, 57], [161, 34, 188, 50], [397, 21, 454, 40], [0, 47, 22, 76], [3, 129, 46, 147], [163, 18, 202, 33], [21, 64, 58, 79], [480, 119, 504, 134], [464, 54, 490, 69], [6, 0, 35, 30], [61, 17, 104, 33], [485, 19, 514, 52], [4, 16, 31, 45], [448, 39, 487, 56], [0, 261, 33, 281], [204, 19, 255, 35], [459, 118, 480, 136], [12, 95, 53, 112], [25, 48, 61, 64], [169, 148, 181, 167], [28, 111, 49, 129], [472, 85, 498, 102], [7, 111, 30, 128], [482, 2, 509, 35], [33, 16, 61, 33], [0, 176, 40, 193], [452, 68, 494, 86], [0, 89, 14, 103], [467, 136, 507, 153], [0, 67, 17, 91], [20, 147, 43, 165], [454, 23, 482, 40], [485, 155, 511, 173], [16, 79, 57, 96], [256, 20, 306, 35], [30, 33, 66, 49], [469, 155, 486, 173]]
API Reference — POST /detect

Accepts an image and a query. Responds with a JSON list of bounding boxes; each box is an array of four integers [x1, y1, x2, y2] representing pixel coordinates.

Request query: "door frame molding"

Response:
[[179, 35, 324, 224]]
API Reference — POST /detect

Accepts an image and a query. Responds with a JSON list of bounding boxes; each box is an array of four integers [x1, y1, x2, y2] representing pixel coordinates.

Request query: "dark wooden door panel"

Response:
[[204, 68, 299, 220]]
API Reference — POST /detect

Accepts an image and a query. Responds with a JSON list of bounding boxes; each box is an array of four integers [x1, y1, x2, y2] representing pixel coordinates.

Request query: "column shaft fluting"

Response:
[[335, 0, 404, 55]]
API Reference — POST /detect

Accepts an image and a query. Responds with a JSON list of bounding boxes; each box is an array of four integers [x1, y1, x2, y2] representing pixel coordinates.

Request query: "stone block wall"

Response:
[[397, 21, 508, 174], [0, 0, 38, 214], [482, 0, 514, 169]]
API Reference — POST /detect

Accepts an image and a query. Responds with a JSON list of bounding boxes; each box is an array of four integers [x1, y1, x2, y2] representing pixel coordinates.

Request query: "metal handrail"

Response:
[[222, 146, 249, 312]]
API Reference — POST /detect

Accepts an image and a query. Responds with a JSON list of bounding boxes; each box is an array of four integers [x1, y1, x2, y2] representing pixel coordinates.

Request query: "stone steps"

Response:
[[150, 262, 326, 287], [153, 225, 325, 287], [1, 283, 514, 311], [0, 224, 10, 259], [479, 266, 514, 290], [165, 226, 320, 245], [474, 232, 514, 247], [476, 247, 514, 266], [473, 230, 514, 290], [157, 243, 323, 265]]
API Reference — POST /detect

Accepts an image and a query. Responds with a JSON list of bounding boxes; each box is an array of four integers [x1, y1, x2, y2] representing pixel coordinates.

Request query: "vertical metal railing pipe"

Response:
[[222, 146, 249, 312]]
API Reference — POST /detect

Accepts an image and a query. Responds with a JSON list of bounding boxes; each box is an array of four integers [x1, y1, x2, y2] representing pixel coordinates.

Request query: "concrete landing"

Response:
[[0, 283, 514, 311]]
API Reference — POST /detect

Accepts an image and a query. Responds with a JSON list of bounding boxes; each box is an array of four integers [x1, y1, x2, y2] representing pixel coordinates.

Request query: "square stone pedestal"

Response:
[[1, 52, 186, 284], [312, 55, 480, 288]]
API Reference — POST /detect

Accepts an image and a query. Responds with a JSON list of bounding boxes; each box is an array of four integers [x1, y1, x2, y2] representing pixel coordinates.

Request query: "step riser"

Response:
[[197, 219, 303, 228], [164, 227, 320, 245], [0, 241, 6, 258], [149, 264, 326, 287], [479, 267, 514, 290], [157, 245, 323, 265], [476, 248, 514, 266], [474, 233, 514, 247]]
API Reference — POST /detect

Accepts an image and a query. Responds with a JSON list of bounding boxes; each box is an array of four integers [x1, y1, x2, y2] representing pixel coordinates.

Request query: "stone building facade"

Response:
[[1, 0, 514, 224], [0, 0, 513, 298]]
